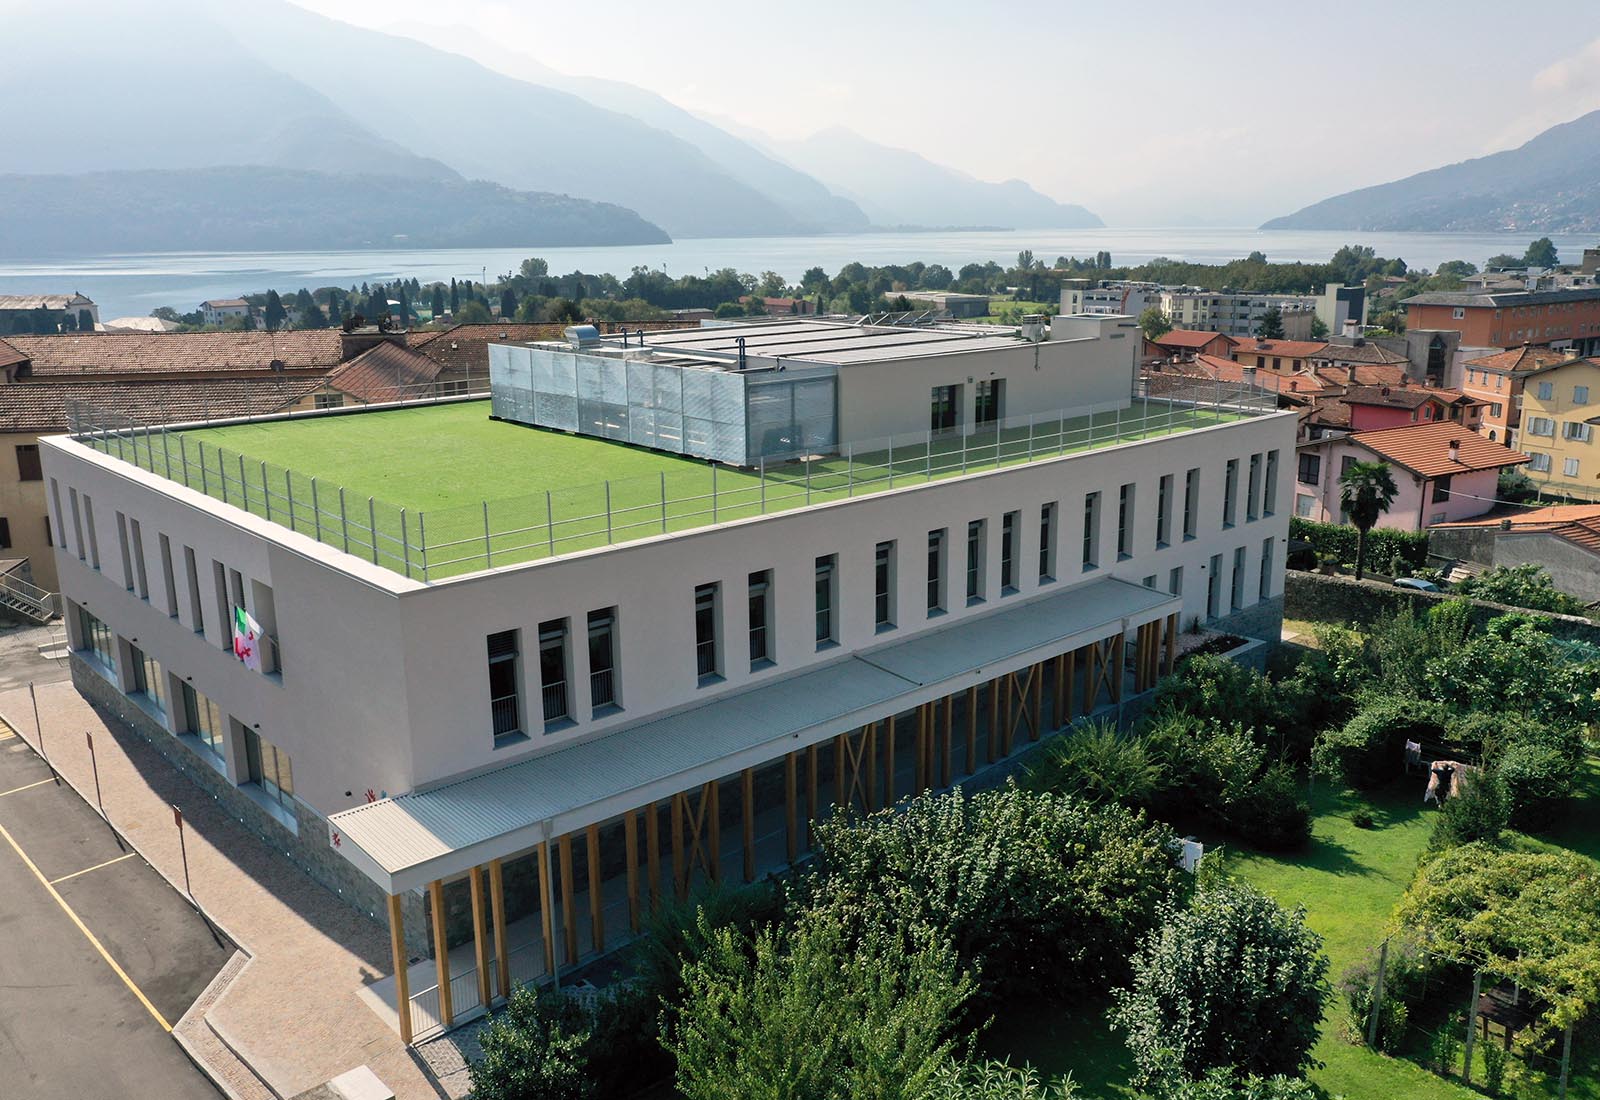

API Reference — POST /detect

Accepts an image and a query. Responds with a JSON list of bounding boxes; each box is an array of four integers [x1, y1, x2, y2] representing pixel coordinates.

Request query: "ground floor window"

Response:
[[129, 645, 164, 716], [77, 607, 115, 671], [181, 682, 225, 758], [243, 728, 294, 809]]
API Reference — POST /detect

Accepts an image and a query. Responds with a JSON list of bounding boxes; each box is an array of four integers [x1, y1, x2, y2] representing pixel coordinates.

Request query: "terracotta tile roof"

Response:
[[1349, 420, 1527, 478], [3, 331, 347, 377], [1341, 384, 1478, 410], [0, 293, 92, 310], [1311, 341, 1408, 365], [200, 298, 249, 309], [1192, 354, 1327, 394], [0, 377, 321, 433], [410, 322, 570, 375], [324, 342, 441, 404], [0, 337, 26, 371], [1154, 329, 1237, 350], [1463, 346, 1578, 374], [1524, 355, 1600, 380], [1231, 338, 1328, 359], [1433, 503, 1600, 530], [1312, 363, 1408, 387]]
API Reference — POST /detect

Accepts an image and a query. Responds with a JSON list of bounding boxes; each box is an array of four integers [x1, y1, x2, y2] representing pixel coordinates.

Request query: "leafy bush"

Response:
[[1350, 810, 1375, 829], [666, 908, 972, 1100], [1455, 563, 1589, 617], [1428, 772, 1507, 851], [1496, 739, 1576, 830], [1368, 601, 1473, 697], [1431, 1013, 1463, 1075], [799, 784, 1183, 1004], [1111, 883, 1330, 1087], [1227, 762, 1312, 851], [924, 1059, 1077, 1100], [471, 987, 593, 1100], [1290, 517, 1429, 571], [1164, 1067, 1320, 1100], [1024, 720, 1158, 809], [1313, 693, 1449, 788], [634, 880, 786, 1012], [1338, 947, 1420, 1053], [1153, 654, 1281, 741], [1482, 1040, 1508, 1094]]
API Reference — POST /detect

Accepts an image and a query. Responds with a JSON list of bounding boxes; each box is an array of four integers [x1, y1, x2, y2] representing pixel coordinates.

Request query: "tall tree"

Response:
[[1138, 306, 1172, 341], [500, 287, 517, 319], [1338, 460, 1399, 580], [449, 277, 459, 313], [1523, 237, 1559, 268], [430, 285, 445, 319], [263, 289, 286, 331], [1254, 307, 1285, 339], [398, 285, 411, 326]]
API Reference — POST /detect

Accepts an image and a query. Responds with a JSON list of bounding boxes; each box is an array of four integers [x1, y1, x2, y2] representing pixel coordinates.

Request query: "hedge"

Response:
[[1289, 517, 1429, 570]]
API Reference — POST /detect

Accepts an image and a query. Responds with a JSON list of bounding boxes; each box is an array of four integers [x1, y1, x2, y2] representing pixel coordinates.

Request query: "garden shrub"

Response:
[[1349, 810, 1375, 829], [1023, 719, 1158, 809], [1482, 1040, 1507, 1094], [1313, 693, 1448, 788], [799, 784, 1182, 1004], [471, 987, 593, 1100], [1112, 882, 1329, 1086], [1165, 1067, 1320, 1100], [1144, 710, 1265, 822], [1428, 772, 1507, 851], [1227, 762, 1312, 851], [1496, 739, 1576, 830], [1338, 944, 1425, 1054], [923, 1059, 1077, 1100], [1153, 654, 1281, 743], [1290, 517, 1429, 572], [633, 880, 787, 1012], [666, 908, 972, 1100], [1455, 563, 1589, 617]]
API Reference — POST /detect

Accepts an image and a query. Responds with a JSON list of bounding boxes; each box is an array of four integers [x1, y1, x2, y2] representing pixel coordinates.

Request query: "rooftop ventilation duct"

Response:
[[563, 324, 600, 349]]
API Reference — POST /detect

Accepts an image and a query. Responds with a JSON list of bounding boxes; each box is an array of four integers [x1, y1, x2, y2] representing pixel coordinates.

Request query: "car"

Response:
[[1393, 576, 1440, 592]]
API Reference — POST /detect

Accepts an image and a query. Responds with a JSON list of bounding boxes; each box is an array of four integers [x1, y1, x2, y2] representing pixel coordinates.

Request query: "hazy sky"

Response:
[[294, 1, 1598, 225]]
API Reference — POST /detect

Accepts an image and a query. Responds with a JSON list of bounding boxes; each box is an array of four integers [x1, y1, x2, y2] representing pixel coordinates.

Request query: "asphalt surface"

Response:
[[0, 716, 230, 1100]]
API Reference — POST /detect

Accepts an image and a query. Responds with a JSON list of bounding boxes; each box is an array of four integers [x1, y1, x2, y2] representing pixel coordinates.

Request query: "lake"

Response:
[[2, 227, 1593, 321]]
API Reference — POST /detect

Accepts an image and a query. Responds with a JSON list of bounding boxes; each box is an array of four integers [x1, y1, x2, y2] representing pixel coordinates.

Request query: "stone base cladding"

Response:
[[69, 655, 431, 956], [1284, 571, 1600, 645]]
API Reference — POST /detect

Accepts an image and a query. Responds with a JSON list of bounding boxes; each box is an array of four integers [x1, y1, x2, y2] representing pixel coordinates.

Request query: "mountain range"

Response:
[[0, 0, 1100, 255], [1263, 110, 1600, 233]]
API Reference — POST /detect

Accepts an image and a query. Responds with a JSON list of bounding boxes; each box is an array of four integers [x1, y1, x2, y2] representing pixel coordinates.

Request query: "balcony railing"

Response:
[[589, 667, 615, 709], [695, 639, 718, 678], [541, 682, 569, 723], [490, 694, 521, 737]]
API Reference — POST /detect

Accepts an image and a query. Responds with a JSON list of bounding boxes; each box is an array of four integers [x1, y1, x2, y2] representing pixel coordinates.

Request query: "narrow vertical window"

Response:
[[159, 533, 178, 617], [1156, 474, 1173, 548], [540, 618, 571, 719], [243, 729, 294, 808], [1116, 484, 1134, 559], [1168, 566, 1184, 596], [487, 629, 522, 739], [747, 572, 772, 668], [1223, 459, 1239, 527], [115, 511, 133, 591], [82, 494, 100, 569], [1183, 467, 1200, 539], [1232, 546, 1247, 611], [874, 541, 897, 629], [966, 519, 986, 602], [927, 529, 946, 614], [1260, 537, 1274, 600], [589, 608, 618, 707], [129, 645, 164, 717], [1207, 553, 1222, 619], [183, 546, 204, 634], [1263, 450, 1279, 516], [1038, 503, 1057, 582], [182, 683, 224, 758], [68, 487, 85, 562], [1247, 453, 1262, 521], [815, 555, 836, 647], [695, 583, 721, 680], [1082, 492, 1101, 569], [930, 385, 959, 433], [1000, 511, 1019, 592], [129, 518, 149, 600]]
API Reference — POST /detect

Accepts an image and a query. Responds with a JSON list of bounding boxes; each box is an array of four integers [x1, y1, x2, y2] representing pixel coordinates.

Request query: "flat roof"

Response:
[[618, 318, 1031, 366], [86, 394, 1267, 578], [328, 575, 1179, 891]]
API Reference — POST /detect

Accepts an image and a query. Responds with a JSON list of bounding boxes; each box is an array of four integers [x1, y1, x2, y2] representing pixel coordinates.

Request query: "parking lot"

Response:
[[0, 712, 231, 1099]]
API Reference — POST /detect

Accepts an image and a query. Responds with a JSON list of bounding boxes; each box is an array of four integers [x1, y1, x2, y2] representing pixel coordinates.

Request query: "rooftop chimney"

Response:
[[1448, 439, 1461, 464], [1341, 318, 1360, 338]]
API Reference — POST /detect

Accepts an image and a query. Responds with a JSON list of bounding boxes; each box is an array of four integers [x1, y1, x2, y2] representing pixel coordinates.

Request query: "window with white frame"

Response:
[[747, 572, 773, 669], [1562, 422, 1593, 443], [1538, 381, 1554, 401], [1576, 385, 1590, 404], [1564, 457, 1581, 478], [1528, 452, 1552, 472], [1527, 417, 1556, 436]]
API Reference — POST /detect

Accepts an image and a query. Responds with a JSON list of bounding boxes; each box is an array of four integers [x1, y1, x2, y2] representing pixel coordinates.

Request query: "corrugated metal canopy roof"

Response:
[[329, 575, 1176, 892]]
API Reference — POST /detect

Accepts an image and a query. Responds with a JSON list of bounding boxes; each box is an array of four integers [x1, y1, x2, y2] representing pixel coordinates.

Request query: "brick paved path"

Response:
[[0, 680, 444, 1100]]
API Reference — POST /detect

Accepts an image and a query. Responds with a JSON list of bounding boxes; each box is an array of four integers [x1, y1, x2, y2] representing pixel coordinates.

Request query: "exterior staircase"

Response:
[[0, 560, 58, 626]]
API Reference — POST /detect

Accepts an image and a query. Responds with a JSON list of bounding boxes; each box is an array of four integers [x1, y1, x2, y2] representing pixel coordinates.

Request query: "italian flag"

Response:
[[233, 606, 263, 672]]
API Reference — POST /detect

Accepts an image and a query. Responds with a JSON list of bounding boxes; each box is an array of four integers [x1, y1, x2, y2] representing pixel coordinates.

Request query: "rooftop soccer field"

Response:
[[89, 397, 1257, 579]]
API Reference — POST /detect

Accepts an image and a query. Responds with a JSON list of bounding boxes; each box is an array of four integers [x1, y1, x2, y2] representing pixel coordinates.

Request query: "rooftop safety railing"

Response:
[[66, 378, 1277, 582]]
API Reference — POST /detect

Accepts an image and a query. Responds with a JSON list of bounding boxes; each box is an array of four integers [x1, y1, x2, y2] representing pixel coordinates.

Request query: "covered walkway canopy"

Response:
[[330, 575, 1178, 894]]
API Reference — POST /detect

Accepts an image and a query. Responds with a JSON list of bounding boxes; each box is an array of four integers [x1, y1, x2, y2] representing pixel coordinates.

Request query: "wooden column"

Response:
[[1110, 631, 1125, 702], [559, 834, 578, 965], [965, 685, 978, 775], [883, 717, 896, 805], [671, 792, 687, 901], [586, 824, 604, 956], [864, 724, 877, 811], [784, 752, 799, 862], [469, 866, 492, 1009], [1053, 655, 1066, 729], [428, 879, 453, 1029], [1082, 643, 1096, 714], [488, 859, 509, 999], [537, 841, 555, 974], [1164, 612, 1178, 675], [940, 694, 953, 787], [624, 812, 641, 933], [915, 705, 928, 791], [387, 893, 413, 1045], [1064, 648, 1077, 720], [1001, 678, 1014, 756], [645, 803, 661, 912], [834, 733, 847, 809], [988, 677, 1001, 761], [742, 768, 756, 883], [707, 780, 722, 883], [806, 744, 818, 847], [1031, 662, 1043, 741]]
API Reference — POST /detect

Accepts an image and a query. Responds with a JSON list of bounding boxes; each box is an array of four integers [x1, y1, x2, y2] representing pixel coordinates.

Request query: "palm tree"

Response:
[[1339, 460, 1399, 580]]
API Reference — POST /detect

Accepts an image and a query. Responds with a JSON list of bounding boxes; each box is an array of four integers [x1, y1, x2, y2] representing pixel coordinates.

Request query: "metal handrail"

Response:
[[0, 569, 58, 619]]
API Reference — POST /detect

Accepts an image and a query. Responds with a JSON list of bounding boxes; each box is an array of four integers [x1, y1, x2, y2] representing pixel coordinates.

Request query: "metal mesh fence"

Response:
[[67, 379, 1277, 583]]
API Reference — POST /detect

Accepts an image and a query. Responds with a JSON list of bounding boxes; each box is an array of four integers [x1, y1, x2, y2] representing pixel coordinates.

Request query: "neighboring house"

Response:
[[1229, 338, 1328, 374], [1309, 339, 1409, 376], [41, 314, 1294, 1018], [1159, 290, 1318, 339], [1402, 287, 1600, 356], [1310, 361, 1407, 389], [101, 316, 183, 333], [1293, 420, 1527, 530], [1430, 503, 1600, 605], [1061, 280, 1162, 318], [0, 293, 99, 335], [899, 290, 990, 318], [1145, 354, 1325, 404], [740, 296, 815, 316], [199, 298, 251, 326], [1336, 385, 1482, 432], [1459, 346, 1576, 443], [1314, 283, 1366, 337], [1514, 356, 1600, 497], [1144, 329, 1239, 361]]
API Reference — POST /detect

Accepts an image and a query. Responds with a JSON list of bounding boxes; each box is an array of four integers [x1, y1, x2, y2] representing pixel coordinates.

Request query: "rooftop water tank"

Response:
[[564, 324, 600, 348]]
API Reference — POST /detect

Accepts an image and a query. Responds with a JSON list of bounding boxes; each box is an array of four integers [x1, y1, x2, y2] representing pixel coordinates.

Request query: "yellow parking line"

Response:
[[49, 851, 137, 886], [0, 777, 54, 798], [0, 820, 172, 1031]]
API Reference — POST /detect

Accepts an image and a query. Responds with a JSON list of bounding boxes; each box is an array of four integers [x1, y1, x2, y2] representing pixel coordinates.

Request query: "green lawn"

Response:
[[89, 397, 1242, 579], [994, 769, 1600, 1099]]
